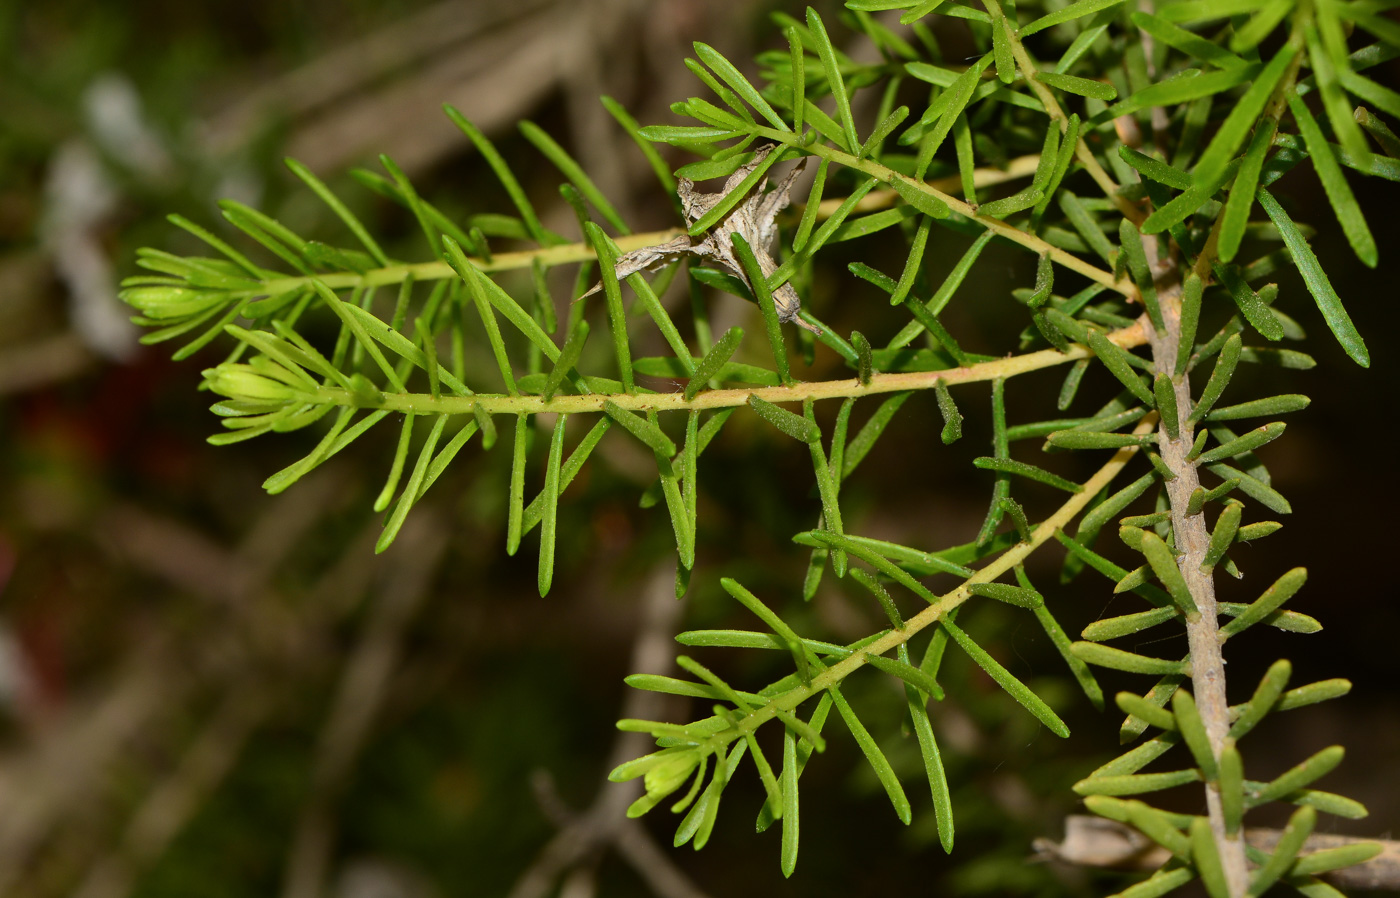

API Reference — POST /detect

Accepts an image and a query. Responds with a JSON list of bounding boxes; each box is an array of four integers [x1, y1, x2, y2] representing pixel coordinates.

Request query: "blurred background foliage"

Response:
[[0, 2, 1397, 896]]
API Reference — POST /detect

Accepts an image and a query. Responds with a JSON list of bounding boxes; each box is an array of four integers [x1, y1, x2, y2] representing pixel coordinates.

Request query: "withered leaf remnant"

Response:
[[584, 144, 820, 334]]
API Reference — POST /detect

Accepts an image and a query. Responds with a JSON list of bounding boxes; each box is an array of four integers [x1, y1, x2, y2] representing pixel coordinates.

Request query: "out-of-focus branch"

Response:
[[508, 564, 711, 898], [1036, 816, 1400, 891], [281, 515, 449, 898]]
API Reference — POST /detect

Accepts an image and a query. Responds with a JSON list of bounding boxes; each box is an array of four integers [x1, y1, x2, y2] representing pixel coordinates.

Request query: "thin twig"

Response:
[[508, 564, 711, 898], [1037, 816, 1400, 891], [281, 514, 449, 898]]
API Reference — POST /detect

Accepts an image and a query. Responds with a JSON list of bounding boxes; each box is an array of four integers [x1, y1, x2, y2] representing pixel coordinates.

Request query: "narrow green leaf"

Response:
[[968, 582, 1042, 608], [843, 392, 910, 479], [1193, 422, 1286, 466], [1022, 0, 1125, 36], [1230, 659, 1292, 741], [1288, 93, 1377, 267], [1205, 394, 1310, 421], [1046, 430, 1153, 450], [376, 414, 449, 553], [685, 327, 743, 400], [543, 321, 589, 402], [749, 395, 820, 443], [602, 401, 676, 457], [806, 8, 860, 151], [1141, 530, 1199, 617], [521, 121, 629, 233], [891, 174, 952, 220], [944, 619, 1070, 737], [373, 413, 416, 513], [866, 653, 945, 701], [1131, 11, 1249, 69], [1119, 146, 1192, 190], [829, 686, 913, 822], [860, 106, 910, 161], [907, 682, 953, 851], [1202, 501, 1244, 571], [974, 457, 1083, 493], [694, 41, 789, 131], [935, 379, 962, 444], [1220, 567, 1307, 639], [1251, 746, 1345, 804], [1071, 642, 1189, 675], [1036, 71, 1118, 100], [1250, 805, 1316, 896], [1219, 742, 1244, 836], [444, 106, 556, 245], [731, 233, 792, 385], [786, 26, 806, 133], [1190, 817, 1230, 898], [1116, 692, 1178, 731], [890, 216, 933, 307], [1082, 607, 1178, 642], [1119, 218, 1163, 331], [1188, 333, 1243, 424], [1219, 119, 1279, 264], [1028, 588, 1104, 709], [1074, 768, 1201, 796], [284, 158, 389, 266], [538, 414, 567, 596], [1263, 184, 1369, 363], [1088, 329, 1154, 405], [1173, 690, 1219, 781], [977, 186, 1045, 219], [1194, 45, 1298, 187], [1208, 461, 1291, 513], [780, 730, 799, 877], [586, 223, 636, 393], [442, 236, 561, 362]]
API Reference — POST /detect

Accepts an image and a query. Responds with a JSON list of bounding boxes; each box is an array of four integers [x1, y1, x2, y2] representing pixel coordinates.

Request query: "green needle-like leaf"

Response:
[[1172, 689, 1218, 780], [284, 158, 389, 266], [1190, 817, 1230, 898], [444, 107, 559, 246], [536, 415, 569, 596], [1192, 422, 1286, 466], [806, 8, 860, 152], [829, 685, 913, 823], [1189, 333, 1242, 424], [1141, 530, 1199, 617], [1072, 642, 1189, 676], [749, 396, 820, 443], [1287, 93, 1377, 267], [602, 401, 676, 458], [944, 618, 1070, 737], [1082, 607, 1178, 642], [1073, 768, 1201, 796], [780, 730, 799, 877], [1220, 567, 1307, 638], [685, 327, 743, 400], [1258, 187, 1369, 367], [694, 41, 790, 131], [731, 233, 792, 385], [1251, 805, 1316, 895], [866, 654, 945, 702], [1088, 329, 1154, 405], [974, 457, 1083, 493]]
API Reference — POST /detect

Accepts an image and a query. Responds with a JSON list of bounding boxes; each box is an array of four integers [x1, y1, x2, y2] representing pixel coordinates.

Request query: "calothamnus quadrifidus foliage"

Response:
[[122, 1, 1398, 893]]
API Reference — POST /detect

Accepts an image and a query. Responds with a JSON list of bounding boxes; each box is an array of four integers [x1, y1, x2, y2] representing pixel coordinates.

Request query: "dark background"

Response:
[[1, 2, 1396, 896]]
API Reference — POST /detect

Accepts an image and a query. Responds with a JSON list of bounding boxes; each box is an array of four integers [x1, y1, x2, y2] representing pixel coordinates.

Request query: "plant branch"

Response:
[[243, 154, 1045, 299], [980, 0, 1137, 221], [242, 321, 1147, 416], [1147, 283, 1248, 894], [756, 130, 1135, 294], [678, 412, 1156, 760]]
